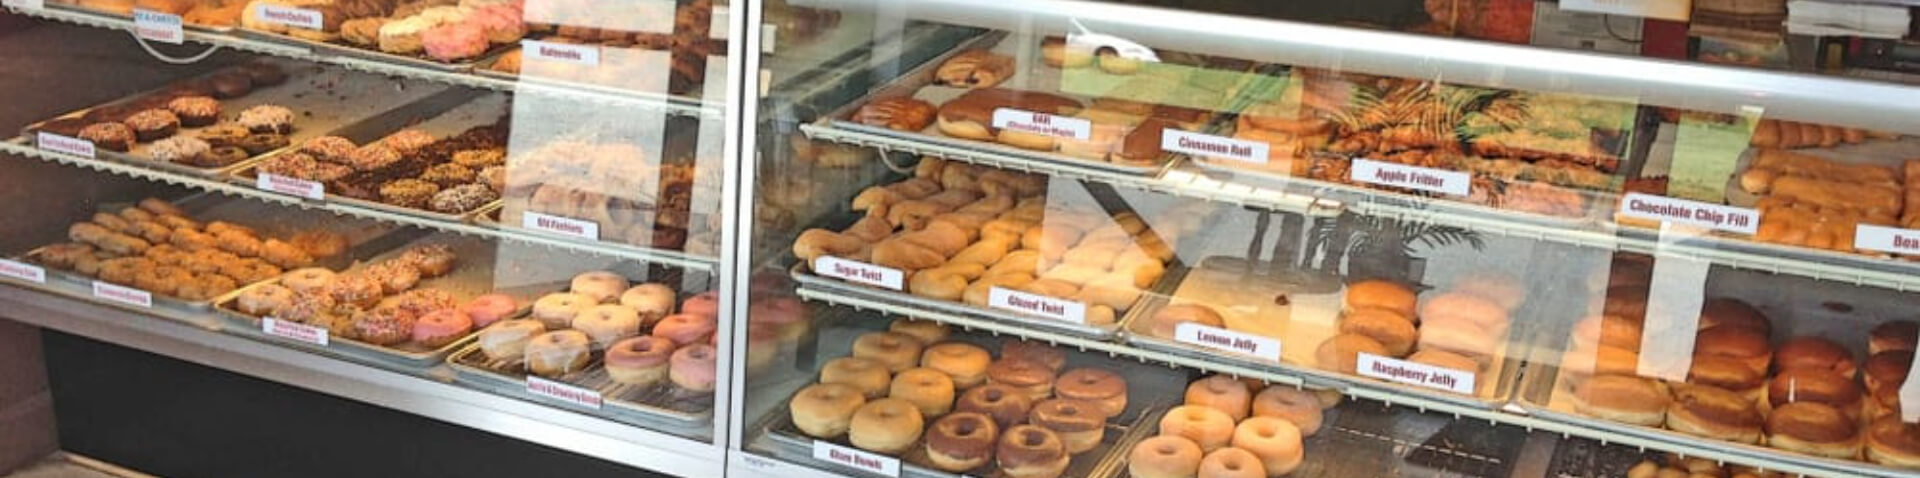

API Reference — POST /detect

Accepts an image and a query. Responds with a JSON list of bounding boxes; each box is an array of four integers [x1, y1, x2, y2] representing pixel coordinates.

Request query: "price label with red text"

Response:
[[0, 260, 45, 283], [133, 9, 184, 44], [1856, 225, 1920, 255], [1174, 322, 1281, 361], [526, 376, 603, 409], [1164, 129, 1267, 164], [1351, 159, 1471, 196], [1617, 192, 1760, 235], [814, 256, 903, 291], [1357, 352, 1476, 394], [523, 40, 600, 66], [992, 108, 1090, 140], [262, 318, 329, 346], [256, 173, 325, 200], [987, 287, 1086, 324], [812, 441, 899, 477], [36, 132, 95, 158], [522, 211, 600, 241], [92, 281, 152, 308]]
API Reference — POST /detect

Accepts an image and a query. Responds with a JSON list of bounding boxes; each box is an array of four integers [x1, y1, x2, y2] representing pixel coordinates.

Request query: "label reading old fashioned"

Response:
[[0, 259, 46, 283], [1356, 352, 1476, 394], [263, 318, 329, 346], [37, 131, 95, 158], [1174, 322, 1281, 361], [521, 211, 600, 241], [987, 287, 1087, 324], [92, 281, 152, 308], [1163, 129, 1268, 164], [991, 108, 1091, 140], [525, 376, 603, 409], [1617, 192, 1760, 235], [133, 9, 185, 44], [1351, 159, 1472, 196], [256, 173, 326, 200], [812, 440, 900, 476], [522, 39, 600, 66], [257, 5, 324, 29], [814, 256, 904, 291]]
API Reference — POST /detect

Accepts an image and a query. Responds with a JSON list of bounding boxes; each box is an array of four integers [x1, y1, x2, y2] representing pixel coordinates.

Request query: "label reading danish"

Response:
[[256, 173, 325, 200], [814, 256, 904, 291], [36, 132, 95, 158], [262, 318, 328, 346], [522, 39, 600, 66], [92, 281, 152, 308], [526, 376, 602, 409], [1855, 224, 1920, 255], [0, 260, 46, 283], [133, 9, 185, 44], [1617, 192, 1759, 235], [1351, 159, 1471, 196], [257, 5, 324, 29], [812, 440, 899, 476], [1356, 352, 1476, 394], [521, 211, 600, 241], [987, 287, 1086, 324], [1163, 129, 1268, 164], [1174, 322, 1281, 361], [991, 108, 1091, 140]]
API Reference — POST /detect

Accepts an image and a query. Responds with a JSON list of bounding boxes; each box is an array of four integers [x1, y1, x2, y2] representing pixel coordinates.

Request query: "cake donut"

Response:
[[572, 304, 642, 346], [606, 336, 676, 386], [988, 359, 1057, 401], [1002, 340, 1066, 372], [1029, 398, 1105, 453], [1252, 386, 1325, 436], [750, 296, 810, 343], [1129, 435, 1203, 478], [1186, 375, 1252, 421], [850, 398, 925, 455], [997, 425, 1069, 478], [280, 267, 336, 295], [853, 331, 925, 373], [925, 412, 999, 472], [922, 342, 993, 388], [1159, 405, 1234, 452], [1055, 368, 1128, 418], [889, 318, 950, 345], [531, 292, 594, 329], [570, 270, 629, 303], [652, 313, 717, 346], [618, 283, 677, 326], [890, 367, 957, 418], [821, 357, 892, 399], [412, 309, 474, 348], [458, 293, 518, 328], [524, 330, 592, 377], [1232, 416, 1304, 475], [681, 290, 721, 319], [957, 384, 1034, 430], [670, 344, 717, 393], [1198, 447, 1267, 478], [790, 383, 867, 438], [236, 283, 294, 316]]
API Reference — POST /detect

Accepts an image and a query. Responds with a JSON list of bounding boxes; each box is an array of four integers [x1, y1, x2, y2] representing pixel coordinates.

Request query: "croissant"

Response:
[[934, 50, 1015, 88], [854, 97, 937, 131]]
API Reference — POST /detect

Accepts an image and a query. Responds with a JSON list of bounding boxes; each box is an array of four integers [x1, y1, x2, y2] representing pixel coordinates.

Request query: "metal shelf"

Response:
[[0, 140, 718, 272]]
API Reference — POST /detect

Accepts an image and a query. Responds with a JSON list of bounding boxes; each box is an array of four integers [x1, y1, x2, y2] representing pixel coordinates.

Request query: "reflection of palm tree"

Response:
[[1310, 213, 1484, 283]]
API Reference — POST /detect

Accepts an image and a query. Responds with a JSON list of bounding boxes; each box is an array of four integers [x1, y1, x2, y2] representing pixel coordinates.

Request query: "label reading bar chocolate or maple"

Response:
[[813, 256, 904, 291], [525, 376, 603, 409], [1356, 352, 1476, 394], [1561, 0, 1691, 21], [990, 108, 1091, 140], [92, 281, 152, 308], [0, 259, 46, 284], [1162, 129, 1268, 164], [132, 9, 184, 44], [255, 173, 325, 200], [1617, 192, 1760, 235], [257, 5, 323, 29], [986, 287, 1087, 324], [36, 132, 95, 158], [1350, 158, 1472, 196], [521, 211, 600, 241], [1173, 322, 1281, 361], [811, 440, 900, 477], [262, 318, 328, 346], [1855, 224, 1920, 255], [522, 39, 600, 66]]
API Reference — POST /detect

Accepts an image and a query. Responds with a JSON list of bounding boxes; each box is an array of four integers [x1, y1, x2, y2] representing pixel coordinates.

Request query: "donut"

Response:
[[572, 304, 642, 346], [925, 412, 999, 472], [923, 342, 993, 388], [458, 293, 518, 328], [524, 330, 592, 377], [605, 336, 675, 386], [411, 309, 474, 348], [681, 290, 721, 319], [477, 319, 544, 361], [790, 383, 867, 438], [1185, 375, 1252, 421], [280, 267, 336, 295], [653, 313, 718, 346], [957, 384, 1035, 430], [531, 292, 594, 329], [849, 398, 924, 454], [1232, 416, 1304, 475], [750, 296, 810, 343], [1129, 435, 1203, 478], [1055, 368, 1128, 418], [1340, 308, 1418, 357], [1159, 405, 1234, 452], [889, 318, 951, 345], [1253, 386, 1325, 436], [236, 283, 294, 316], [822, 357, 893, 398], [670, 344, 717, 393], [1198, 447, 1267, 478], [618, 283, 677, 326], [397, 245, 456, 278], [569, 271, 629, 303], [891, 367, 957, 418], [853, 331, 925, 373], [1029, 398, 1105, 453], [1316, 333, 1389, 374], [989, 359, 1058, 401], [1002, 339, 1066, 372], [997, 425, 1069, 478]]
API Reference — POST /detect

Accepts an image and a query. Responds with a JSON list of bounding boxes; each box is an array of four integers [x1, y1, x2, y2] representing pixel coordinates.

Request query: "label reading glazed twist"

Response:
[[987, 287, 1086, 324]]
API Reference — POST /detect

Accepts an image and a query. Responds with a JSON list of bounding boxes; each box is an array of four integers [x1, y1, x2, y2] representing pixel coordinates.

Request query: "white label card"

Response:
[[257, 5, 323, 29], [522, 40, 600, 66], [256, 173, 325, 200], [36, 132, 95, 158], [1174, 322, 1281, 361], [991, 108, 1091, 140], [133, 9, 184, 44], [521, 211, 600, 241], [3, 0, 44, 11], [1163, 129, 1268, 164], [987, 287, 1087, 324], [0, 259, 46, 283], [526, 376, 603, 409], [812, 441, 900, 477], [1350, 158, 1472, 196], [813, 256, 904, 291], [92, 281, 152, 308], [262, 318, 329, 346], [1856, 224, 1920, 255], [1561, 0, 1692, 21], [1617, 192, 1760, 235], [1357, 352, 1476, 394]]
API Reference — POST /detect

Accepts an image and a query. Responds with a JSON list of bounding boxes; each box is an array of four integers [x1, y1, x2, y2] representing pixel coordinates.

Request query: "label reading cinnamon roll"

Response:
[[988, 287, 1086, 324], [526, 376, 602, 409], [1175, 322, 1280, 361], [36, 132, 94, 159], [262, 318, 328, 346], [522, 211, 600, 241], [0, 260, 45, 283], [1357, 353, 1475, 394], [132, 9, 184, 44], [1163, 130, 1267, 164], [811, 440, 899, 476], [992, 108, 1090, 140], [92, 281, 151, 308], [258, 5, 323, 29], [256, 173, 325, 200], [815, 256, 903, 290]]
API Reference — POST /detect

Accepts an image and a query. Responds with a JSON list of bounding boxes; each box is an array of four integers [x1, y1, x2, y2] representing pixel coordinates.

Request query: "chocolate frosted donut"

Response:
[[996, 425, 1069, 478], [956, 384, 1033, 430], [925, 412, 998, 472]]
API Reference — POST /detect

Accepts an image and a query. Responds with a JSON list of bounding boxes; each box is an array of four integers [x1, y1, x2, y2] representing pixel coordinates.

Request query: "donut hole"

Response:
[[1155, 444, 1179, 455], [1256, 424, 1277, 438], [1020, 431, 1045, 446], [954, 422, 978, 436], [689, 348, 712, 360], [1058, 406, 1079, 416], [1222, 458, 1245, 471], [984, 389, 1005, 402]]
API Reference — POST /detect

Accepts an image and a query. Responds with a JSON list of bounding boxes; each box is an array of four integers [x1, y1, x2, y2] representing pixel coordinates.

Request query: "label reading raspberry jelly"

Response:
[[812, 441, 899, 477], [813, 256, 903, 291], [526, 376, 602, 409], [1855, 224, 1920, 255], [132, 9, 184, 44], [1163, 129, 1268, 164], [987, 287, 1087, 324], [1356, 352, 1476, 395], [0, 260, 45, 284], [1351, 158, 1472, 197], [257, 5, 323, 29], [1616, 192, 1760, 235], [92, 281, 152, 308], [522, 39, 600, 66], [255, 173, 325, 200], [262, 318, 328, 346], [1174, 322, 1281, 361], [521, 211, 600, 241], [36, 132, 94, 158], [991, 108, 1091, 140]]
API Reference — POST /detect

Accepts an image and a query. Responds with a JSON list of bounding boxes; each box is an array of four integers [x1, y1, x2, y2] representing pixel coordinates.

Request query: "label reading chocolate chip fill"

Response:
[[92, 281, 151, 308], [991, 108, 1090, 140], [526, 376, 602, 409], [257, 5, 323, 29], [522, 39, 600, 66], [814, 256, 903, 291], [812, 440, 899, 477], [1617, 192, 1760, 235], [132, 9, 184, 44], [987, 287, 1086, 324], [256, 173, 325, 200], [36, 132, 95, 159], [1356, 352, 1476, 394], [1163, 129, 1268, 164], [1174, 322, 1281, 361], [1351, 158, 1472, 196], [0, 260, 46, 283], [262, 318, 328, 346], [521, 211, 600, 241]]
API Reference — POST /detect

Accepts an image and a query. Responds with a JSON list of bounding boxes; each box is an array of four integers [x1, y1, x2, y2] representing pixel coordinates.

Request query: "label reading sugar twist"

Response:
[[36, 132, 95, 158], [1351, 158, 1472, 196], [521, 211, 600, 241], [133, 9, 184, 44], [1356, 352, 1476, 394], [256, 173, 325, 200], [991, 108, 1091, 140], [0, 260, 45, 283], [92, 281, 152, 308], [1617, 192, 1760, 235], [1174, 322, 1281, 361], [987, 287, 1087, 324], [257, 5, 323, 29], [814, 256, 904, 291], [526, 376, 602, 409], [812, 441, 899, 476], [262, 318, 329, 346]]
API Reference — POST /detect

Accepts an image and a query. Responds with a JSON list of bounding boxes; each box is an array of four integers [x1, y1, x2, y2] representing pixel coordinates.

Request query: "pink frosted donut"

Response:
[[412, 309, 475, 347], [619, 283, 676, 326], [605, 335, 675, 386], [422, 23, 487, 62], [670, 343, 717, 392], [681, 290, 721, 319], [459, 293, 518, 327], [653, 313, 716, 346], [750, 296, 810, 342]]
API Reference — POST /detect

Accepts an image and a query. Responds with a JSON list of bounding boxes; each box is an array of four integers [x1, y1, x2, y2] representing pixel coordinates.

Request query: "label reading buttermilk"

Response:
[[1856, 224, 1920, 255], [1617, 192, 1759, 235], [36, 132, 95, 158], [526, 376, 602, 409], [1351, 159, 1472, 196], [0, 259, 46, 283], [987, 287, 1086, 324], [812, 440, 899, 476], [991, 108, 1091, 140], [814, 256, 904, 291], [521, 211, 600, 241], [92, 281, 152, 308], [262, 318, 329, 346], [1356, 352, 1476, 394], [1174, 322, 1281, 361], [256, 173, 325, 200], [257, 5, 323, 29], [522, 39, 600, 66], [133, 9, 184, 44], [1163, 129, 1268, 164]]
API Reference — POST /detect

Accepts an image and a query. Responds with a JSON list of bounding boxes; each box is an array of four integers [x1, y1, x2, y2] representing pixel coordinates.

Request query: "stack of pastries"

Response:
[[257, 121, 509, 214], [228, 244, 464, 346], [471, 271, 717, 395], [788, 320, 1129, 478], [1130, 375, 1332, 478], [26, 198, 344, 301], [496, 138, 699, 251], [1314, 278, 1517, 394], [1730, 148, 1907, 254], [35, 62, 294, 168]]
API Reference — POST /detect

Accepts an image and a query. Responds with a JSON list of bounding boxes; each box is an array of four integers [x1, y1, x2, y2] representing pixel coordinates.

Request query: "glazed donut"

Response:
[[1340, 308, 1418, 357], [1198, 447, 1267, 478], [853, 331, 926, 373], [889, 318, 950, 345], [1316, 333, 1389, 374], [681, 291, 722, 319], [524, 330, 592, 377], [279, 267, 336, 295], [988, 250, 1048, 278], [957, 384, 1035, 430], [849, 398, 924, 454], [1055, 368, 1129, 418], [412, 309, 475, 348], [1129, 435, 1203, 478], [790, 383, 868, 438], [572, 304, 642, 346], [890, 367, 957, 418], [605, 336, 676, 386], [989, 359, 1058, 401], [1029, 398, 1106, 453], [618, 283, 677, 326], [821, 357, 893, 398], [1021, 225, 1082, 261], [1233, 416, 1304, 475], [531, 292, 595, 329], [1419, 292, 1509, 331], [1253, 386, 1325, 436], [1185, 375, 1252, 422], [567, 271, 628, 303], [997, 425, 1070, 478], [923, 342, 994, 387], [910, 263, 985, 301], [925, 412, 999, 472], [1159, 405, 1235, 452], [1002, 340, 1067, 372]]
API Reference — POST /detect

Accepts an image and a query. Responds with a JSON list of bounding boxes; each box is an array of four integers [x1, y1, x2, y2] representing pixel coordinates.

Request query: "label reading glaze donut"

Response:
[[1163, 129, 1268, 164], [0, 260, 45, 284], [256, 173, 325, 200], [991, 108, 1091, 140], [133, 9, 184, 44], [987, 287, 1086, 324], [812, 440, 899, 476], [521, 211, 600, 241], [526, 376, 602, 409], [1356, 352, 1475, 395], [92, 281, 151, 308], [262, 318, 328, 346], [257, 5, 324, 29], [815, 256, 903, 290], [1174, 322, 1280, 361], [36, 132, 95, 159], [522, 40, 600, 66], [1616, 192, 1759, 235], [1351, 159, 1471, 196]]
